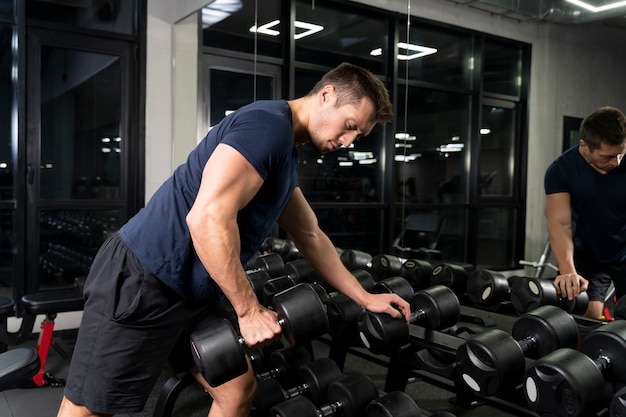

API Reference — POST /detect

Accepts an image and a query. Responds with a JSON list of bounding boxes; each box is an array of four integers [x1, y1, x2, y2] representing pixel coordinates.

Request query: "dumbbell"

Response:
[[369, 253, 404, 280], [255, 345, 312, 386], [456, 304, 579, 397], [252, 358, 343, 416], [270, 372, 379, 417], [261, 237, 301, 262], [611, 386, 626, 417], [466, 270, 589, 315], [340, 249, 372, 270], [248, 252, 285, 278], [368, 254, 433, 291], [357, 285, 461, 355], [523, 320, 626, 417], [190, 283, 329, 387], [430, 262, 474, 297], [364, 390, 429, 417]]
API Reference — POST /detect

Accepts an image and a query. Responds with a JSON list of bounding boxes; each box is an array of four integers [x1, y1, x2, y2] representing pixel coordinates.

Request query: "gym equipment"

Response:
[[248, 252, 285, 278], [340, 249, 372, 270], [370, 276, 415, 302], [524, 320, 626, 417], [369, 254, 404, 281], [0, 296, 40, 391], [270, 372, 379, 417], [430, 262, 474, 296], [456, 304, 578, 396], [252, 357, 343, 416], [255, 344, 311, 386], [357, 285, 461, 355], [611, 386, 626, 417], [190, 283, 328, 387], [364, 391, 422, 417], [399, 258, 434, 291], [247, 268, 271, 302], [261, 237, 301, 262], [0, 347, 40, 391], [466, 270, 589, 315]]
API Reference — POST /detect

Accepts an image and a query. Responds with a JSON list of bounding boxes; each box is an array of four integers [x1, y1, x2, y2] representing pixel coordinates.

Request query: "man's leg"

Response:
[[192, 364, 257, 417], [57, 396, 111, 417], [585, 300, 605, 319]]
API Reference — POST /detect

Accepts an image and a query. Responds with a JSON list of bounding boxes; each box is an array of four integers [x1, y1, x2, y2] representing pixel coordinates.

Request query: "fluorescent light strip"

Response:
[[397, 42, 438, 61], [566, 0, 626, 12], [250, 20, 324, 40]]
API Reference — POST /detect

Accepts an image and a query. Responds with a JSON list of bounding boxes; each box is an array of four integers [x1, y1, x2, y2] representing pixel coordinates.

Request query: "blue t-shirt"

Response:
[[544, 145, 626, 264], [120, 100, 299, 302]]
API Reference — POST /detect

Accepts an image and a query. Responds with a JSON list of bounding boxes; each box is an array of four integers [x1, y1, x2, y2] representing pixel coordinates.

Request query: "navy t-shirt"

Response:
[[119, 100, 299, 302], [544, 145, 626, 264]]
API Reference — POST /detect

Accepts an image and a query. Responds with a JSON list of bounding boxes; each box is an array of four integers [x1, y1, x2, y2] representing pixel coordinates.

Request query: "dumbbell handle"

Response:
[[594, 354, 611, 373], [317, 402, 343, 417], [517, 335, 538, 353]]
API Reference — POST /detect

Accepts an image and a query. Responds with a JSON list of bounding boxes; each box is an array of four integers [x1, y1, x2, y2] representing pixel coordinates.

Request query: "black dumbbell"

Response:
[[369, 253, 404, 281], [340, 249, 372, 270], [252, 357, 343, 416], [357, 285, 461, 355], [523, 320, 626, 417], [466, 270, 589, 315], [508, 274, 589, 315], [364, 391, 425, 417], [611, 385, 626, 417], [248, 252, 285, 278], [261, 237, 301, 262], [456, 304, 579, 397], [270, 372, 379, 417], [430, 262, 474, 296], [255, 345, 311, 386], [399, 258, 433, 291], [190, 283, 329, 387], [246, 268, 271, 302]]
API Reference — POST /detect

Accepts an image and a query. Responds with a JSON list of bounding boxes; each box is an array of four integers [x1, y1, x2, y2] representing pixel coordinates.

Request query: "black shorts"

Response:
[[63, 232, 228, 414], [575, 250, 626, 302]]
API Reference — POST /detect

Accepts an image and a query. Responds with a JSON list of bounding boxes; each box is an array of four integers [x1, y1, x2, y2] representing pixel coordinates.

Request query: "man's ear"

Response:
[[319, 84, 336, 104]]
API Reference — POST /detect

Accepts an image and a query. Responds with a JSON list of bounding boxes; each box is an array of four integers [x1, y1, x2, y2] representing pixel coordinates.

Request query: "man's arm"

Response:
[[544, 192, 588, 299], [186, 143, 281, 348], [278, 187, 410, 320]]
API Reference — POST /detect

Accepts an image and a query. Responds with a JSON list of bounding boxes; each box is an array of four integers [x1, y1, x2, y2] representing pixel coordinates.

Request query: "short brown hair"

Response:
[[308, 62, 393, 123], [581, 106, 626, 150]]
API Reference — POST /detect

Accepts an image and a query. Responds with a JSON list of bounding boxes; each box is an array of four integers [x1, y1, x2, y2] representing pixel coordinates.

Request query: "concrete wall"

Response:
[[145, 0, 626, 263]]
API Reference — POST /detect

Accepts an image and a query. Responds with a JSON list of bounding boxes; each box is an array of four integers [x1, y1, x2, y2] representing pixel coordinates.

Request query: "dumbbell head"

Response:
[[371, 276, 415, 302], [512, 305, 579, 359], [357, 285, 459, 355], [264, 345, 311, 385], [326, 293, 364, 341], [327, 372, 380, 417], [369, 254, 404, 281], [411, 285, 460, 330], [262, 276, 297, 306], [524, 348, 606, 417], [190, 317, 248, 387], [296, 358, 343, 404], [340, 249, 372, 270], [611, 386, 626, 417], [284, 259, 318, 284], [399, 258, 433, 291], [456, 305, 578, 396], [272, 283, 329, 346], [580, 320, 626, 385], [247, 268, 270, 302], [466, 269, 509, 307], [364, 391, 422, 417], [250, 252, 285, 277], [430, 263, 471, 294], [508, 276, 557, 314]]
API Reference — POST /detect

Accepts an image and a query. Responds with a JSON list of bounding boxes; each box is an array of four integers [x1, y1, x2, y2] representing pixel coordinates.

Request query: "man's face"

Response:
[[580, 139, 626, 174], [309, 86, 377, 154]]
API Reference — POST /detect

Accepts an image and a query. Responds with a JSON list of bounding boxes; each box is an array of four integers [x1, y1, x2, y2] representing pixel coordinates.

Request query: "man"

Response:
[[544, 106, 626, 319], [57, 62, 411, 417]]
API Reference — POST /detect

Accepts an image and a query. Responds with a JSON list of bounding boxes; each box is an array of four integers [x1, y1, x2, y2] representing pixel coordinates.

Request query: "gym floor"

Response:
[[0, 330, 536, 417]]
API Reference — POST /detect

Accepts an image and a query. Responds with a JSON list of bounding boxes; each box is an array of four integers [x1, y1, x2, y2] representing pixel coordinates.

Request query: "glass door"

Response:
[[25, 29, 139, 293]]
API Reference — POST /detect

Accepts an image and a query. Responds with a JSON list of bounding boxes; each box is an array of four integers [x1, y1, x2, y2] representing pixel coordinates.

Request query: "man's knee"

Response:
[[57, 396, 112, 417]]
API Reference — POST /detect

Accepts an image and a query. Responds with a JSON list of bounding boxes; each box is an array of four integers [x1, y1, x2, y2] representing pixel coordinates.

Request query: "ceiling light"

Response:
[[249, 20, 324, 40], [202, 0, 242, 28], [480, 128, 491, 135], [566, 0, 626, 12], [397, 42, 438, 61], [370, 48, 383, 56]]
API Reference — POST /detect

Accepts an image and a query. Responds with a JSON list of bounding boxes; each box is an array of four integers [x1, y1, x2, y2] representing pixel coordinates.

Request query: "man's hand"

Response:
[[361, 292, 411, 321], [553, 272, 589, 300], [237, 305, 281, 349]]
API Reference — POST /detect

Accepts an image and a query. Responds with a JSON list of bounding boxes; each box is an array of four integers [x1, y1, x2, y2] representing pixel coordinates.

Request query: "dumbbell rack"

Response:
[[322, 304, 607, 417]]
